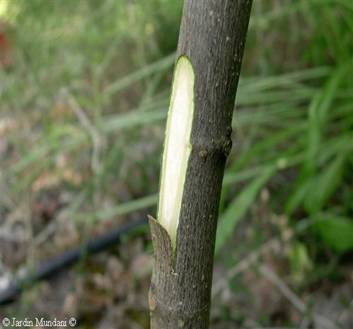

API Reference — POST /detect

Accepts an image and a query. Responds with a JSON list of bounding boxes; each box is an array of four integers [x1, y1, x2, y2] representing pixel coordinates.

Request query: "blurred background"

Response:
[[0, 0, 352, 328]]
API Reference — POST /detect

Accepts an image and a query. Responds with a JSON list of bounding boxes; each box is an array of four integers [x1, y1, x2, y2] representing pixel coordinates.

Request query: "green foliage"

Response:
[[305, 155, 346, 214], [1, 0, 352, 285], [216, 166, 275, 254], [313, 215, 353, 253]]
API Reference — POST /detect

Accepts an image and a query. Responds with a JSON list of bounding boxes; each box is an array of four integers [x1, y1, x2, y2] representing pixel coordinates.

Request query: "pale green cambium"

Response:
[[158, 56, 195, 246]]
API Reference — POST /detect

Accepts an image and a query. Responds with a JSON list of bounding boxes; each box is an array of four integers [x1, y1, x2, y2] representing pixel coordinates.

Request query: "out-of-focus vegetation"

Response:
[[0, 0, 352, 328]]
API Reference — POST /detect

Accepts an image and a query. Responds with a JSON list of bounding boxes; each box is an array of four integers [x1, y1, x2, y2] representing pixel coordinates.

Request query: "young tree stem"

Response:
[[149, 1, 252, 328]]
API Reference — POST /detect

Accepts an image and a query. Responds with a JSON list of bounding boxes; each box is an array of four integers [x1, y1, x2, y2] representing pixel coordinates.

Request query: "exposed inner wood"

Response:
[[158, 56, 194, 246]]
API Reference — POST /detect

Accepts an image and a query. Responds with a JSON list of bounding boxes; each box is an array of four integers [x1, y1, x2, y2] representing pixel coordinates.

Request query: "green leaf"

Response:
[[103, 54, 175, 97], [314, 215, 353, 253], [215, 166, 275, 254], [305, 155, 345, 213], [285, 178, 312, 216], [306, 67, 345, 173], [286, 153, 347, 216]]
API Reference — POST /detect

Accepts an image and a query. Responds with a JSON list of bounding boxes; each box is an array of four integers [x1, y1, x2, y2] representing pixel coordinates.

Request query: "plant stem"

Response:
[[149, 1, 252, 328]]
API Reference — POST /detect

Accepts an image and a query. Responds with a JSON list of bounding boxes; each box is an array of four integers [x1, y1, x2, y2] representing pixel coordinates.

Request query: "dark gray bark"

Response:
[[149, 1, 252, 328]]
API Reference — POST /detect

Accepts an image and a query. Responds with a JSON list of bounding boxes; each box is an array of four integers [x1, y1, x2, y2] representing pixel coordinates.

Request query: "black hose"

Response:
[[0, 218, 147, 305]]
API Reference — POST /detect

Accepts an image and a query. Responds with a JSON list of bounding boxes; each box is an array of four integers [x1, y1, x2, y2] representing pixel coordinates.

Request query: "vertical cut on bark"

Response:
[[149, 1, 252, 328], [158, 56, 195, 246]]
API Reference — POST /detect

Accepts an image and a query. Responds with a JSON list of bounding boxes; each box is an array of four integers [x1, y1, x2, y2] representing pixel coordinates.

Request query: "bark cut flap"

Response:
[[148, 215, 174, 272]]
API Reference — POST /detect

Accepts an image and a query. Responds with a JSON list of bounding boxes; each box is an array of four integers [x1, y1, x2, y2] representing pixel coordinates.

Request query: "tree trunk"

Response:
[[149, 1, 252, 328]]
